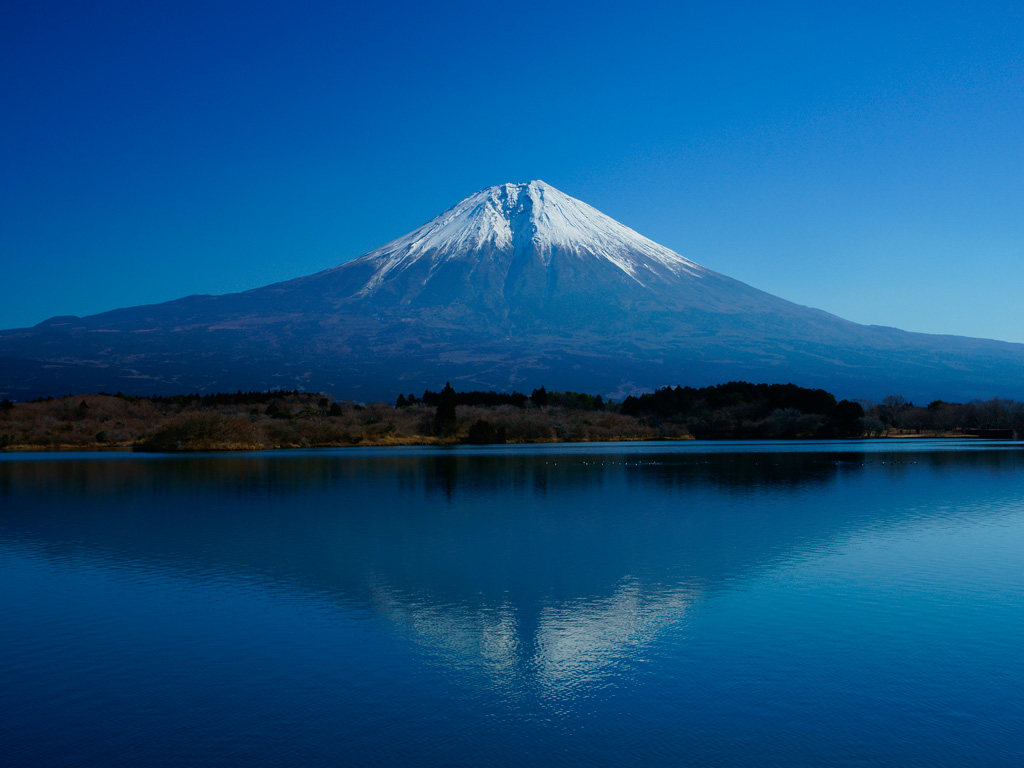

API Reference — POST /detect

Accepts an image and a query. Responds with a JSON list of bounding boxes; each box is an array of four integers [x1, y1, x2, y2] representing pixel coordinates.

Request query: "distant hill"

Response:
[[2, 180, 1023, 402]]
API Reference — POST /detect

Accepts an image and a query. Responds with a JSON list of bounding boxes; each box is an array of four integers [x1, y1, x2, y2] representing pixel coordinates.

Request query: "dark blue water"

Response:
[[2, 441, 1023, 766]]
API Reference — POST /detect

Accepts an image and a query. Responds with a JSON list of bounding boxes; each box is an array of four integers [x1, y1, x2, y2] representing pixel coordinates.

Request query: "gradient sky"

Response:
[[3, 1, 1023, 341]]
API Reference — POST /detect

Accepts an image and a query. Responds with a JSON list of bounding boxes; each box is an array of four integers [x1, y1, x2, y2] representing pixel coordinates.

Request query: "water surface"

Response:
[[2, 441, 1023, 766]]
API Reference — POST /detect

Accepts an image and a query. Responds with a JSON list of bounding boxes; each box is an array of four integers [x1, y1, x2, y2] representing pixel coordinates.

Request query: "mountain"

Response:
[[2, 180, 1023, 402]]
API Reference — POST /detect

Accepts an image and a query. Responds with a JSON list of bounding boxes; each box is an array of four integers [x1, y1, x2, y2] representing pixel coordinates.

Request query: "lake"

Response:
[[2, 441, 1023, 766]]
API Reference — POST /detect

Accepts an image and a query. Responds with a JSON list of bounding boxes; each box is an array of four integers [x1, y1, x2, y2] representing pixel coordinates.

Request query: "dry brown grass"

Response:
[[0, 393, 674, 452]]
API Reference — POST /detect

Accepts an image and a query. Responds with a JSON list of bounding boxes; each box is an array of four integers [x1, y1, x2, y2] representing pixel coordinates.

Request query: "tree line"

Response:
[[861, 395, 1024, 437], [4, 381, 1024, 451], [617, 381, 864, 439], [399, 381, 1024, 441], [390, 380, 857, 442]]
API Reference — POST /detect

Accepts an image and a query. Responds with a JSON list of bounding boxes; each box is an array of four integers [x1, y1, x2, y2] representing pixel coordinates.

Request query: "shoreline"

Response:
[[3, 389, 1017, 453], [0, 432, 998, 454]]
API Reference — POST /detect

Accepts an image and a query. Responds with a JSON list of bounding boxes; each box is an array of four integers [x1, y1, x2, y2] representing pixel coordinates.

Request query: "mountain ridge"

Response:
[[1, 181, 1023, 403]]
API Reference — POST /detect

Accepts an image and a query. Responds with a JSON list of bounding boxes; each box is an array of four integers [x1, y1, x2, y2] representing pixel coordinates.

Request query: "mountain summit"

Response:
[[279, 179, 717, 330], [345, 180, 705, 292], [2, 181, 1023, 401]]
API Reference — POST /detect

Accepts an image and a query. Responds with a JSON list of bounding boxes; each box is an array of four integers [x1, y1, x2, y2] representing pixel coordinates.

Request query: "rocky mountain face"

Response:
[[2, 180, 1023, 402]]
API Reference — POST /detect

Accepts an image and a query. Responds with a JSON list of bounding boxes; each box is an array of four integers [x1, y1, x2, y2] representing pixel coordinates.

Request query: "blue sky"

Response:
[[3, 1, 1023, 341]]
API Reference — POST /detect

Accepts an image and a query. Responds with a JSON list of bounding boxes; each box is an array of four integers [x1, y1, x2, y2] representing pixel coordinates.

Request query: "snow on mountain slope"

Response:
[[344, 180, 706, 294]]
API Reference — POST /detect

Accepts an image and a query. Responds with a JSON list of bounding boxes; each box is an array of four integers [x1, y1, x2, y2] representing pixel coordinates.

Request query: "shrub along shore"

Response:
[[0, 382, 1019, 452]]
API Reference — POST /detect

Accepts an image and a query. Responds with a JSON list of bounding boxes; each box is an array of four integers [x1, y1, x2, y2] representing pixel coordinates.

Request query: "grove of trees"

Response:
[[2, 382, 1022, 451]]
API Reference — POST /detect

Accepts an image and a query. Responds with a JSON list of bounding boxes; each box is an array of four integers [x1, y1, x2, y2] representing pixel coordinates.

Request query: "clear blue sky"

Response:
[[3, 1, 1023, 341]]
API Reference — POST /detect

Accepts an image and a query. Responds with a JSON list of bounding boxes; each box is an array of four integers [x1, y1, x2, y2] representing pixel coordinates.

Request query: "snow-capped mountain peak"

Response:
[[353, 180, 706, 292]]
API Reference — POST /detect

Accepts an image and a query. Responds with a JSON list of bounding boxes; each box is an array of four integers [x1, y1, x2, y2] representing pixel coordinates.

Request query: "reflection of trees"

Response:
[[424, 455, 459, 500], [634, 451, 849, 494], [12, 445, 1018, 508]]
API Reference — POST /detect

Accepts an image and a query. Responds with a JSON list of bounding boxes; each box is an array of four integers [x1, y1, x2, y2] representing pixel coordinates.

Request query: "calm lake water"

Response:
[[2, 441, 1023, 767]]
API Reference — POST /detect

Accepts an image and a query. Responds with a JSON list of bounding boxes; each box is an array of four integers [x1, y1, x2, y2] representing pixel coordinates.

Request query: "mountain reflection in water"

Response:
[[4, 442, 1024, 700]]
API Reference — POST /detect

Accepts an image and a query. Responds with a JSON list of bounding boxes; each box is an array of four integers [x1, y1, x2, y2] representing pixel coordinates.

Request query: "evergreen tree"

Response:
[[531, 386, 548, 407], [434, 400, 457, 437], [833, 399, 865, 437], [433, 382, 458, 436]]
